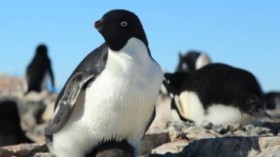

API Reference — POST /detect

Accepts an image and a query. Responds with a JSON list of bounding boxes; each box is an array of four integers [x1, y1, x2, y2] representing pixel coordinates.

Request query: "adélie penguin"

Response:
[[45, 9, 163, 157], [164, 63, 275, 125]]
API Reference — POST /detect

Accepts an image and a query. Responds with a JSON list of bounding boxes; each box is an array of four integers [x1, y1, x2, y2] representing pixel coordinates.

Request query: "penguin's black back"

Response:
[[164, 72, 191, 96], [188, 63, 264, 112], [165, 63, 265, 114], [176, 51, 200, 72]]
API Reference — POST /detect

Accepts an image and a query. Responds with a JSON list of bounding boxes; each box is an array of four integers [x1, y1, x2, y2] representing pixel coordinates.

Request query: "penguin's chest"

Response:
[[83, 64, 158, 138], [70, 45, 163, 144]]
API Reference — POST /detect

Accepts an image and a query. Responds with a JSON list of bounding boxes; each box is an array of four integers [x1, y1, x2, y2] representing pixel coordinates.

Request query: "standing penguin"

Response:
[[45, 9, 163, 157], [164, 63, 269, 125], [176, 50, 211, 73], [25, 44, 55, 93]]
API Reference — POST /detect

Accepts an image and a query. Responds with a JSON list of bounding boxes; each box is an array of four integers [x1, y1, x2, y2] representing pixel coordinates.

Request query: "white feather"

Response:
[[195, 54, 211, 70], [51, 38, 163, 157], [177, 91, 254, 125]]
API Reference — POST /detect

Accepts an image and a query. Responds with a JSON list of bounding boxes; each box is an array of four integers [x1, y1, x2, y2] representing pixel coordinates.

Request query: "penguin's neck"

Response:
[[108, 37, 150, 64]]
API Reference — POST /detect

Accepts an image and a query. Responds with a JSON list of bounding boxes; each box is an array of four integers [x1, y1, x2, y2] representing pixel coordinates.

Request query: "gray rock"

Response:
[[181, 136, 280, 157], [151, 139, 188, 155], [34, 153, 55, 157], [212, 124, 230, 134], [1, 74, 280, 156], [141, 133, 170, 156], [0, 143, 48, 157], [200, 121, 213, 130]]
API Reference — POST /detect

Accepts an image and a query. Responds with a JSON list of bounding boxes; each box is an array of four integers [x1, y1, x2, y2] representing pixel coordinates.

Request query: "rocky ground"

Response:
[[0, 74, 280, 157]]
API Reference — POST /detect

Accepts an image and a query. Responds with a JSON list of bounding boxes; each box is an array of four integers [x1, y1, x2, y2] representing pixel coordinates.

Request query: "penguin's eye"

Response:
[[120, 21, 128, 27]]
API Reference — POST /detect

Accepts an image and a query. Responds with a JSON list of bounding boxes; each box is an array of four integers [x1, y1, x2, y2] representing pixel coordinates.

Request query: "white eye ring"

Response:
[[120, 21, 128, 27]]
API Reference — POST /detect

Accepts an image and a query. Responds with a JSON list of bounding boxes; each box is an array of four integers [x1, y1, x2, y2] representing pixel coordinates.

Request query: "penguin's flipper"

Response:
[[45, 72, 95, 135], [171, 96, 191, 122]]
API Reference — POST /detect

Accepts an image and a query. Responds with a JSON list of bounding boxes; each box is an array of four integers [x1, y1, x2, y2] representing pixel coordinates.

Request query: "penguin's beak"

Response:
[[94, 19, 103, 31]]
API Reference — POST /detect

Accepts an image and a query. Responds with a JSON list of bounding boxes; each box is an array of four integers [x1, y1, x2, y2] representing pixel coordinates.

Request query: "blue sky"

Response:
[[0, 1, 279, 92]]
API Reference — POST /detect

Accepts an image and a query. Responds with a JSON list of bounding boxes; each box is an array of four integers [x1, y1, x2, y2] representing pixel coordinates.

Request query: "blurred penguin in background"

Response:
[[265, 91, 280, 117], [25, 44, 55, 94], [159, 50, 211, 122], [0, 100, 32, 146], [176, 50, 211, 73], [163, 63, 272, 125]]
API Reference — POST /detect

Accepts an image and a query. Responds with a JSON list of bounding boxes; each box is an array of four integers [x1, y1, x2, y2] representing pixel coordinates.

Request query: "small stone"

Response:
[[212, 125, 229, 134], [252, 127, 271, 136], [168, 128, 183, 141], [229, 122, 242, 131], [151, 139, 188, 155], [200, 121, 213, 130], [244, 124, 255, 133], [233, 130, 249, 137], [34, 153, 55, 157]]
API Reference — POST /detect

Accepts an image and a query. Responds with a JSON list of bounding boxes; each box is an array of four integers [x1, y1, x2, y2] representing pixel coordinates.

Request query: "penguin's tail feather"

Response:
[[245, 94, 280, 123], [252, 109, 280, 123]]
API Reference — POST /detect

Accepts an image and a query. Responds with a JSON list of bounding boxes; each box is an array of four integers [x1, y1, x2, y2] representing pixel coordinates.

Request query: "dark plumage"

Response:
[[0, 100, 32, 146], [265, 92, 280, 117], [86, 140, 134, 157], [176, 50, 211, 73], [265, 92, 280, 110], [164, 63, 267, 124], [25, 44, 55, 93]]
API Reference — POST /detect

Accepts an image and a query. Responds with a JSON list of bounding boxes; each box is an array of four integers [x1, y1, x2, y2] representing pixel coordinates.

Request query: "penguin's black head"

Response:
[[176, 51, 211, 73], [36, 44, 48, 56], [176, 51, 201, 73], [94, 9, 148, 51], [163, 72, 190, 96]]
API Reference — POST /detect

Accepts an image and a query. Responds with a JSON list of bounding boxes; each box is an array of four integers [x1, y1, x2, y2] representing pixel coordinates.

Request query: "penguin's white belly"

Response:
[[178, 91, 254, 125], [52, 38, 163, 157]]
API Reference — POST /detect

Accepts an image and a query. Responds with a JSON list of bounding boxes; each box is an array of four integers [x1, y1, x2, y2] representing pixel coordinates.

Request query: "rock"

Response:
[[230, 122, 242, 131], [0, 143, 48, 157], [19, 100, 46, 131], [180, 136, 280, 157], [212, 124, 230, 134], [20, 91, 57, 125], [185, 126, 218, 140], [1, 74, 280, 156], [200, 121, 213, 130], [33, 152, 55, 157], [141, 133, 170, 155], [151, 139, 188, 154], [0, 74, 26, 95]]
